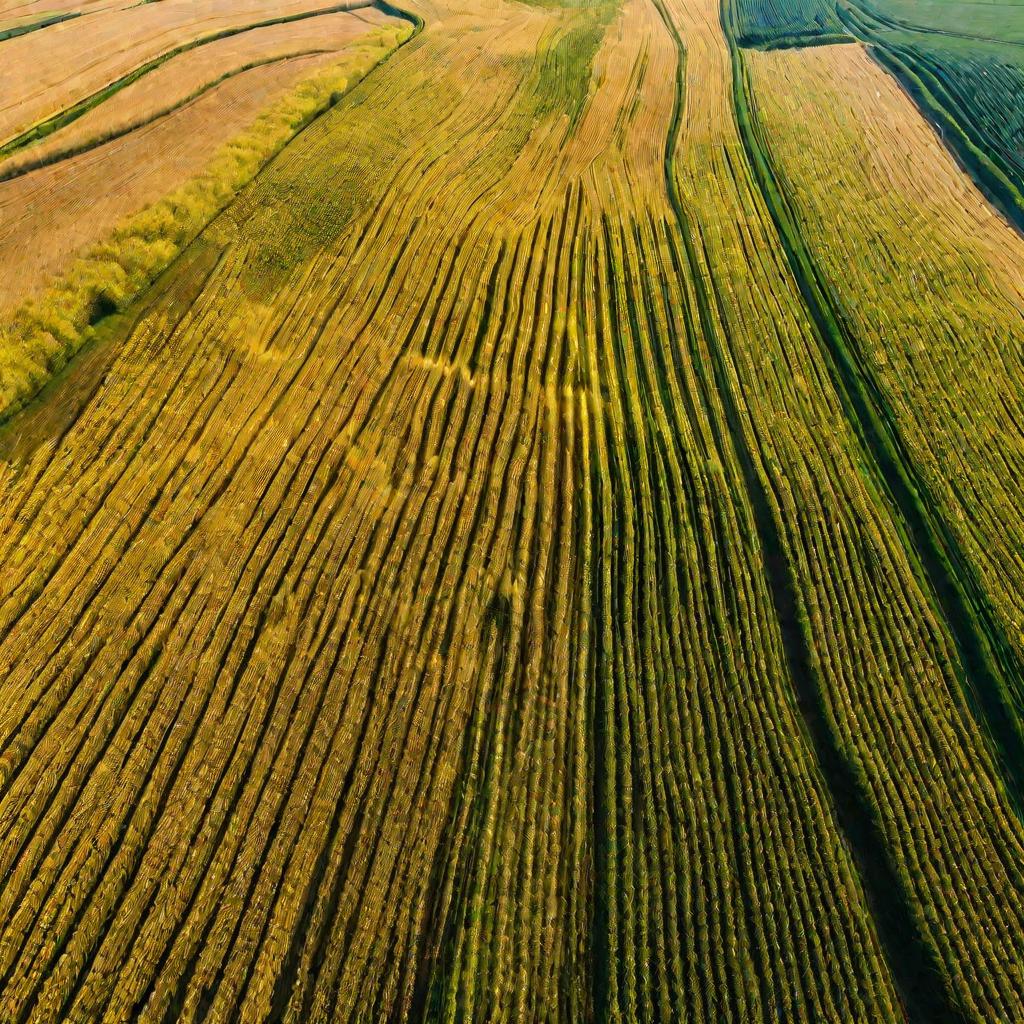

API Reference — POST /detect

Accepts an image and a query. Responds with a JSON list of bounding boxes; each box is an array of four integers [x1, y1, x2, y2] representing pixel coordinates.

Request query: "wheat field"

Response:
[[0, 0, 1022, 1020]]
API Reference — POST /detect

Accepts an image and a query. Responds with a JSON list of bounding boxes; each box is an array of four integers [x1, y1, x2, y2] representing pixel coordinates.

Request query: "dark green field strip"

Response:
[[0, 49, 341, 184], [730, 0, 845, 47], [738, 29, 854, 49], [729, 0, 847, 46], [0, 11, 81, 43], [727, 0, 1024, 812], [0, 0, 379, 160]]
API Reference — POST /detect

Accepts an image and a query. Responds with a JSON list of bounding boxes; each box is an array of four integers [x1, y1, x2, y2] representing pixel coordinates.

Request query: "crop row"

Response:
[[0, 0, 1022, 1018], [674, 0, 1024, 1018]]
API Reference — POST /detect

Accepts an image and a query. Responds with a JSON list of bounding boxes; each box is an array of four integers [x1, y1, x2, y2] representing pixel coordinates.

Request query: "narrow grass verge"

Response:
[[0, 11, 81, 43]]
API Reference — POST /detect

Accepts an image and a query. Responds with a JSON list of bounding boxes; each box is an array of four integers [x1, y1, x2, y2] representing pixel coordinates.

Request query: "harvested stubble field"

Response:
[[0, 0, 385, 150], [0, 12, 405, 312], [0, 6, 400, 181], [0, 0, 1022, 1020]]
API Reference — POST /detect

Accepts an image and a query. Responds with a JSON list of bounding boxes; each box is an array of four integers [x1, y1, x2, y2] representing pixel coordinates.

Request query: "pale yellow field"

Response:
[[0, 0, 132, 27], [0, 7, 397, 180], [0, 0, 370, 146], [0, 8, 403, 314]]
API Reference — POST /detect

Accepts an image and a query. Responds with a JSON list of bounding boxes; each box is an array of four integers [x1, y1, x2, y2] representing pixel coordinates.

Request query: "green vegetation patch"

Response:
[[733, 0, 846, 47], [508, 0, 618, 146], [859, 0, 1024, 46], [532, 5, 617, 128]]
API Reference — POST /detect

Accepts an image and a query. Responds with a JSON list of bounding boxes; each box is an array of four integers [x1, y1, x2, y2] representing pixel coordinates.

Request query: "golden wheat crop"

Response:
[[0, 0, 1021, 1020]]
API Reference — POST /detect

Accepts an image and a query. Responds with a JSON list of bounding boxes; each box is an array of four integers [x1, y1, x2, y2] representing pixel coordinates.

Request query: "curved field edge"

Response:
[[0, 47, 345, 186], [0, 1, 381, 160], [0, 6, 419, 429], [722, 6, 1024, 806], [826, 2, 1024, 234]]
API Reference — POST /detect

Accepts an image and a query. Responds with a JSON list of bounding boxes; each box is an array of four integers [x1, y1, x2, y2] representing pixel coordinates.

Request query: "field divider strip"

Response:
[[0, 0, 380, 160], [735, 29, 854, 50], [0, 11, 82, 44]]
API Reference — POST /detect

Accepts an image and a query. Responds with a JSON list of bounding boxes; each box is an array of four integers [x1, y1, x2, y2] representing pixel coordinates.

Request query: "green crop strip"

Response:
[[730, 0, 845, 47], [0, 11, 82, 43], [737, 28, 854, 48]]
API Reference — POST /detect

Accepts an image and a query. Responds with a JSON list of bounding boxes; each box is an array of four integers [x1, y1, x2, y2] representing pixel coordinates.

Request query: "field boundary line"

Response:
[[0, 0, 380, 160]]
